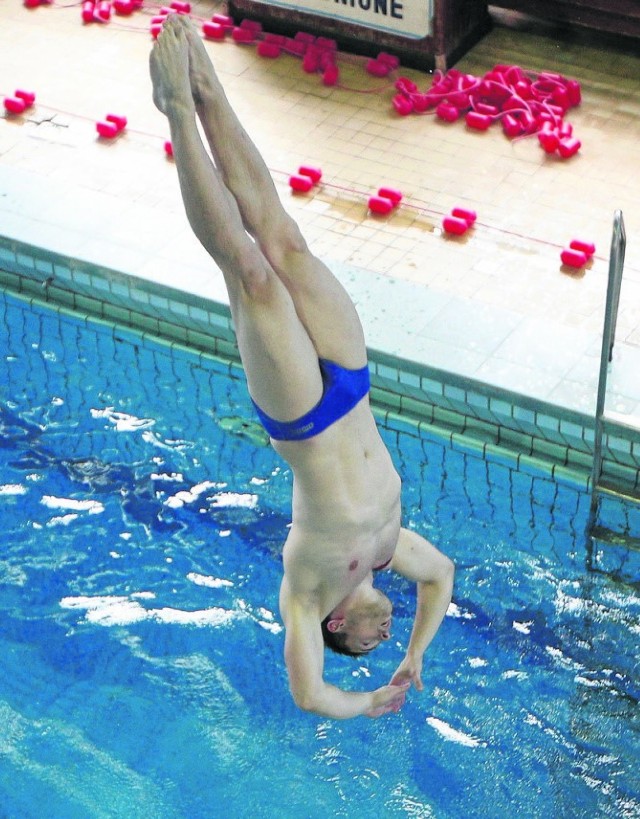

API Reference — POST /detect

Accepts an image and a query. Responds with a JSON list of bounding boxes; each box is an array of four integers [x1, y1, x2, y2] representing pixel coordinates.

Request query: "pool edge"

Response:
[[1, 234, 639, 497]]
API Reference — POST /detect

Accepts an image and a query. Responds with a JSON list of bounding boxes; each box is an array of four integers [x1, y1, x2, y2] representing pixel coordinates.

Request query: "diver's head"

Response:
[[322, 585, 392, 656]]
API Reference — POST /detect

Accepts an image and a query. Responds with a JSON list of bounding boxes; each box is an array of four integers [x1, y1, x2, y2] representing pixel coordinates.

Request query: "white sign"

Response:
[[251, 0, 432, 39]]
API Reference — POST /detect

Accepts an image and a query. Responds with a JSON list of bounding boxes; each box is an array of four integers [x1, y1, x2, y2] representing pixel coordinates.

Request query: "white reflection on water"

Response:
[[60, 594, 239, 628], [426, 717, 487, 748]]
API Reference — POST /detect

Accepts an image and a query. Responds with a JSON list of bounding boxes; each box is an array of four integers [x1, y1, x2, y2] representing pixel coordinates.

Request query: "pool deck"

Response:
[[1, 2, 639, 470]]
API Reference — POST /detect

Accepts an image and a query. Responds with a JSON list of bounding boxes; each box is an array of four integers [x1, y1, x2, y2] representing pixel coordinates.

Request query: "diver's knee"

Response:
[[235, 250, 277, 303], [262, 216, 309, 267]]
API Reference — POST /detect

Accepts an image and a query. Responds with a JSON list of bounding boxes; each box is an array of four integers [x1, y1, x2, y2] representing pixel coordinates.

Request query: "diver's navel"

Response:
[[349, 559, 358, 571]]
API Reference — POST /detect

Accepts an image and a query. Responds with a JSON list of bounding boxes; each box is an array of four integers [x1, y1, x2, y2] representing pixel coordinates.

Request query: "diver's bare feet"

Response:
[[180, 16, 224, 107], [149, 15, 193, 116]]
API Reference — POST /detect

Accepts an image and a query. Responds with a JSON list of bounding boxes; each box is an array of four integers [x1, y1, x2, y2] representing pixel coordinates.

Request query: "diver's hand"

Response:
[[365, 682, 410, 718], [390, 653, 424, 692]]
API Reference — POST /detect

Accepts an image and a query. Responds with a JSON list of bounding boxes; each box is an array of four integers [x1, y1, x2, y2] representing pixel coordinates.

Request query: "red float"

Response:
[[465, 111, 492, 130], [322, 64, 339, 87], [202, 21, 225, 40], [3, 97, 27, 115], [289, 175, 314, 193], [451, 207, 477, 225], [436, 102, 459, 122], [105, 113, 127, 132], [96, 121, 119, 139], [569, 239, 595, 258], [15, 90, 36, 107], [298, 166, 322, 183], [378, 187, 403, 205], [392, 95, 413, 116], [368, 196, 394, 215], [257, 41, 281, 58], [442, 216, 469, 235], [561, 248, 587, 268], [558, 137, 581, 158]]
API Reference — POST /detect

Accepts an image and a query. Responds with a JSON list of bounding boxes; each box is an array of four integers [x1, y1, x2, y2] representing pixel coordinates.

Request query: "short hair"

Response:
[[320, 614, 362, 657]]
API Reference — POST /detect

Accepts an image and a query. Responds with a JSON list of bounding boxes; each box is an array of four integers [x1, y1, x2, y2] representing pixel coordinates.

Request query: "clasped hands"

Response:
[[365, 653, 424, 718]]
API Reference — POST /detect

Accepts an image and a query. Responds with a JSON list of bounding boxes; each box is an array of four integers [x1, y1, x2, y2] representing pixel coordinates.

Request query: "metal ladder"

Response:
[[586, 210, 640, 552]]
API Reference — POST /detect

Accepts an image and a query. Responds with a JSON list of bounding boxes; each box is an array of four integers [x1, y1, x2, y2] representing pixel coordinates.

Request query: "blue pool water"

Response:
[[1, 288, 639, 819]]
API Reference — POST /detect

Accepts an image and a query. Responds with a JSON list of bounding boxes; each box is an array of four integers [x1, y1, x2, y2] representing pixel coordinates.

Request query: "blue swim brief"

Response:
[[251, 358, 370, 441]]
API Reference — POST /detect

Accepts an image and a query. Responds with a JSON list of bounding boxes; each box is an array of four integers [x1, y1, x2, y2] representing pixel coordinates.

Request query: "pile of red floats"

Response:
[[368, 187, 403, 215], [393, 64, 582, 159], [561, 239, 596, 269], [289, 165, 323, 193], [80, 0, 146, 23], [203, 16, 347, 87], [26, 0, 190, 26], [96, 112, 127, 139], [149, 2, 192, 36], [442, 207, 477, 236], [3, 89, 36, 115], [201, 15, 402, 89]]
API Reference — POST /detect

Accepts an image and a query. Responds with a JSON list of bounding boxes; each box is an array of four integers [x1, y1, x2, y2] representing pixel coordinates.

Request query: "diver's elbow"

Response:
[[444, 555, 455, 582], [292, 689, 319, 713]]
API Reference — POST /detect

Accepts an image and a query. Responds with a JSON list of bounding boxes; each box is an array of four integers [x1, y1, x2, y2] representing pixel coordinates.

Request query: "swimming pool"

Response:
[[1, 287, 639, 818]]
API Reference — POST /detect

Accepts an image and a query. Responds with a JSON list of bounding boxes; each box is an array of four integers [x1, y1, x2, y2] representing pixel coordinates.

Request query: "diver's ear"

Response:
[[326, 618, 345, 633]]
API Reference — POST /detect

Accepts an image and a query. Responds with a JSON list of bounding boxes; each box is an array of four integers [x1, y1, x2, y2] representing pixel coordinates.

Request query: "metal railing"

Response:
[[587, 210, 628, 535]]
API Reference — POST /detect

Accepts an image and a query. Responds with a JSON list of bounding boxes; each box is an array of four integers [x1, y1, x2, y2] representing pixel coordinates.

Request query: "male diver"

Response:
[[150, 15, 454, 719]]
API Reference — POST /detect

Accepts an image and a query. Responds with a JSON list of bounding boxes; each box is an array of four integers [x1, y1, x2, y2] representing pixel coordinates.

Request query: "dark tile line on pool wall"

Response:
[[1, 234, 638, 496]]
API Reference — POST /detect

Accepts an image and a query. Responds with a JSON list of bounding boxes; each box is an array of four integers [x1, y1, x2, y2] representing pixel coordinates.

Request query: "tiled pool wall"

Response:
[[1, 233, 639, 498]]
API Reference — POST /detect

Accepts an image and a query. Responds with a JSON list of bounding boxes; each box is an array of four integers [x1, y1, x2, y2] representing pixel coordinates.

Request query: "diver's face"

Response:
[[342, 592, 393, 654]]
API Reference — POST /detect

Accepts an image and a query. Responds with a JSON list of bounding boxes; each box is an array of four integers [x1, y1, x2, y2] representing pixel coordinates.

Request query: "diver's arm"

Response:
[[388, 529, 454, 689], [282, 585, 408, 719]]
